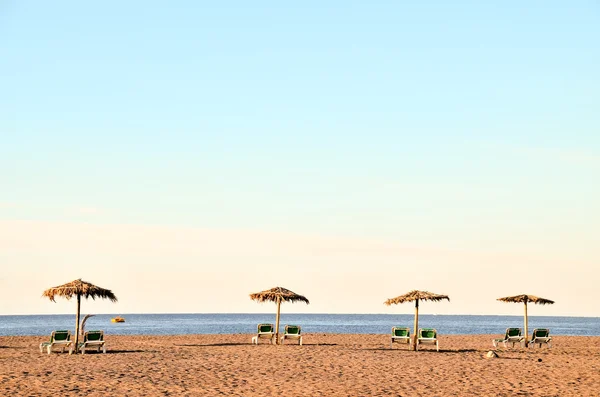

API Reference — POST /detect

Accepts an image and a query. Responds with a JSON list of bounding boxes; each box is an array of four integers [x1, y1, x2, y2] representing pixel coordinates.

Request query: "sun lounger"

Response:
[[78, 330, 106, 354], [252, 323, 275, 345], [492, 327, 524, 348], [416, 328, 439, 351], [280, 325, 302, 345], [390, 327, 411, 349], [39, 330, 73, 354], [528, 328, 552, 348]]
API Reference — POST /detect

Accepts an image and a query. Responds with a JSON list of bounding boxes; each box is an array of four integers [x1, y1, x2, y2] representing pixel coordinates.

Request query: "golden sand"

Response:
[[1, 334, 599, 396]]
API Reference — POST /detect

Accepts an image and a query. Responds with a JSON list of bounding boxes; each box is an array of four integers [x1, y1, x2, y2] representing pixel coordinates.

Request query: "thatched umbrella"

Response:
[[497, 294, 554, 344], [42, 279, 117, 352], [385, 290, 450, 351], [250, 287, 309, 344]]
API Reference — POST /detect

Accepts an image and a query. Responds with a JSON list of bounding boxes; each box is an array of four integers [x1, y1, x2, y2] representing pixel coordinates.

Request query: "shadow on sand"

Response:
[[177, 342, 339, 347], [176, 342, 248, 347], [103, 349, 154, 354], [360, 347, 479, 353]]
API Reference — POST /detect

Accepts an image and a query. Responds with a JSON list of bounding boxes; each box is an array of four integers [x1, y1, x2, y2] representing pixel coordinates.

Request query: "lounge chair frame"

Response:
[[390, 326, 411, 349], [492, 327, 525, 348], [78, 330, 106, 354], [528, 328, 552, 348], [416, 328, 439, 351], [39, 330, 73, 354], [280, 325, 302, 345], [252, 323, 275, 345]]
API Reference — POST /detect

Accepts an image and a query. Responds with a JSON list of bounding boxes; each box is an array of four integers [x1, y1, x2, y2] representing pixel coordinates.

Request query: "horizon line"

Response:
[[2, 312, 598, 319]]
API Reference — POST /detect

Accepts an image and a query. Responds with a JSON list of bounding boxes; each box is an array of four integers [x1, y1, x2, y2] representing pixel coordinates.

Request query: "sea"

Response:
[[1, 314, 599, 337]]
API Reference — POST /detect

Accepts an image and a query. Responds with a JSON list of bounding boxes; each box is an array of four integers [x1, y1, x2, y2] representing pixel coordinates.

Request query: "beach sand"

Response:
[[1, 334, 599, 396]]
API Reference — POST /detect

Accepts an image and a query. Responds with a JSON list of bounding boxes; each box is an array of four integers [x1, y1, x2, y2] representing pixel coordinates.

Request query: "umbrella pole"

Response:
[[413, 299, 419, 351], [275, 298, 281, 345], [75, 293, 81, 353], [524, 301, 528, 346]]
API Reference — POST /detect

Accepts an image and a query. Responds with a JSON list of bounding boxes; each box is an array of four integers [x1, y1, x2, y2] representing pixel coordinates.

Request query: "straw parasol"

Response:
[[250, 287, 309, 344], [42, 279, 117, 352], [497, 294, 554, 344], [385, 290, 450, 351]]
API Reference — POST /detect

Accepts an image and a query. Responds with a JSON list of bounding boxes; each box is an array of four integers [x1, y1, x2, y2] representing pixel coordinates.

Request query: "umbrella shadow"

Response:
[[359, 347, 479, 353], [176, 342, 248, 347], [98, 349, 154, 354], [176, 342, 339, 347], [432, 348, 478, 353]]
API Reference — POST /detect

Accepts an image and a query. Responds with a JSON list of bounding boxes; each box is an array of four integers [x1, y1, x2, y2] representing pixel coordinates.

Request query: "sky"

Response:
[[1, 1, 599, 316]]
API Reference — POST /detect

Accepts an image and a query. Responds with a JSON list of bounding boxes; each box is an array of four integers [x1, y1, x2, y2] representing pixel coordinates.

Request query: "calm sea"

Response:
[[0, 314, 598, 337]]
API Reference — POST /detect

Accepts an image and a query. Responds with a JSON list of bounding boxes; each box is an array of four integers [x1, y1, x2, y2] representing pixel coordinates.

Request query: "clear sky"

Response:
[[1, 1, 599, 316]]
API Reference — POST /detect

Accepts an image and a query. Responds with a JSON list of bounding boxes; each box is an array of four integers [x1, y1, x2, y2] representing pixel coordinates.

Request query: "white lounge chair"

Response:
[[39, 330, 73, 354], [416, 328, 439, 351], [529, 328, 552, 348], [252, 323, 275, 345], [492, 328, 524, 348], [280, 325, 302, 345], [78, 330, 106, 354], [390, 326, 410, 349]]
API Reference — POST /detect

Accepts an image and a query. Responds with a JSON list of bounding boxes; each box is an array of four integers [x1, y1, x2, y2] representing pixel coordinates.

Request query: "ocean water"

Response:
[[1, 314, 599, 337]]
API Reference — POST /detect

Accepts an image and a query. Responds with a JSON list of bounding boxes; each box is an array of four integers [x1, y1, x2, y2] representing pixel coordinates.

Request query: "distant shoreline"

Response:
[[2, 313, 599, 337], [2, 313, 599, 318]]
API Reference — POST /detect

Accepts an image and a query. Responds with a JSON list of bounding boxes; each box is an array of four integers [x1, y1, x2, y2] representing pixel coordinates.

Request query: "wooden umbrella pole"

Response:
[[275, 298, 281, 345], [413, 299, 419, 351], [75, 293, 81, 353], [524, 301, 529, 346]]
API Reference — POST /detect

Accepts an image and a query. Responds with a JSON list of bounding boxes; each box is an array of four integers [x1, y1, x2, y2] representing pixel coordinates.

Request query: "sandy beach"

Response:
[[1, 334, 599, 396]]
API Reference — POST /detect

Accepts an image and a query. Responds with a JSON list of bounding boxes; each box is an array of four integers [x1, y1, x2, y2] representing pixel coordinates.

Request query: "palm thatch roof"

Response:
[[497, 294, 554, 305], [249, 287, 309, 304], [384, 290, 450, 306], [42, 279, 118, 302]]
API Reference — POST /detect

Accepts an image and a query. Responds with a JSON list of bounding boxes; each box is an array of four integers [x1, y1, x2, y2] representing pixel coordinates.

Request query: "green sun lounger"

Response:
[[280, 325, 302, 345], [528, 328, 552, 348], [492, 327, 524, 348], [416, 328, 439, 351], [78, 330, 106, 354], [252, 323, 275, 345], [390, 327, 410, 349], [39, 330, 73, 354]]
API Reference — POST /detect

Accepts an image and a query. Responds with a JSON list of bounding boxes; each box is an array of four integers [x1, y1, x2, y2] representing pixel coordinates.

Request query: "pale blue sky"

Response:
[[1, 1, 599, 316]]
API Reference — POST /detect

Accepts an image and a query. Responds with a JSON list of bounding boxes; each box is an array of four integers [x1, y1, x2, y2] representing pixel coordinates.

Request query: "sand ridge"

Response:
[[1, 334, 599, 396]]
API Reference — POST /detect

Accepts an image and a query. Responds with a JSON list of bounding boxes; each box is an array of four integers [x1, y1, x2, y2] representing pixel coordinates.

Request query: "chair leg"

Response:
[[299, 336, 302, 346], [436, 341, 439, 352]]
